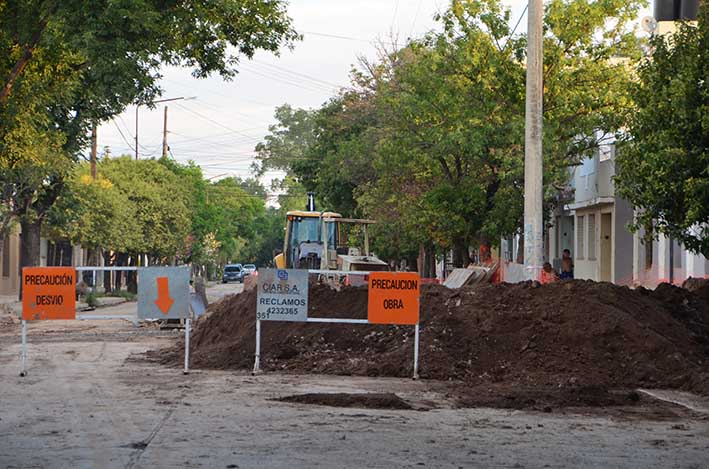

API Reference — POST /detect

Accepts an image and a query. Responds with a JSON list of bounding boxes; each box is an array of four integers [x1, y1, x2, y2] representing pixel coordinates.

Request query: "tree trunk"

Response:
[[425, 242, 436, 279], [417, 243, 424, 274], [516, 235, 524, 264], [127, 254, 137, 294], [452, 238, 467, 268], [114, 252, 128, 291], [103, 251, 113, 293], [18, 218, 42, 300]]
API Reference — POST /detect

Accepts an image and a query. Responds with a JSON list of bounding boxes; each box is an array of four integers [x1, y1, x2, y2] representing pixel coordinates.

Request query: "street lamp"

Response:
[[134, 96, 196, 160]]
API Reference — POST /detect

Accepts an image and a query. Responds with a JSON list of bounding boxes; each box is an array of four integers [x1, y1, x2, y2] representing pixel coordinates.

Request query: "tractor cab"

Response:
[[275, 210, 343, 269], [274, 193, 388, 274]]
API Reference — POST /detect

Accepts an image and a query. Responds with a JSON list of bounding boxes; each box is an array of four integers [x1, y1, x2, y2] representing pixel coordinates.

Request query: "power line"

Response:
[[174, 103, 259, 140], [169, 129, 263, 143], [239, 65, 335, 94], [252, 60, 344, 89], [160, 77, 278, 108], [410, 0, 424, 37], [510, 4, 529, 38], [111, 120, 136, 152], [301, 30, 398, 47], [391, 0, 401, 32]]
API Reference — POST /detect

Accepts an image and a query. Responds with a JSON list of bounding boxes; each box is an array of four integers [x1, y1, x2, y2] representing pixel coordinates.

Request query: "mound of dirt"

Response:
[[156, 280, 709, 399], [274, 392, 412, 410], [682, 277, 709, 304]]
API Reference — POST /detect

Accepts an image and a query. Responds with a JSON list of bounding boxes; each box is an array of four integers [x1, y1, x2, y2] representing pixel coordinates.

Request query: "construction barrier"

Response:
[[253, 269, 421, 379], [19, 266, 194, 376]]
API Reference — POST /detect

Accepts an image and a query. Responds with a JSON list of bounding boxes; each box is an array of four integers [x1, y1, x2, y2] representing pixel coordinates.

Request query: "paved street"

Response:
[[1, 303, 708, 469]]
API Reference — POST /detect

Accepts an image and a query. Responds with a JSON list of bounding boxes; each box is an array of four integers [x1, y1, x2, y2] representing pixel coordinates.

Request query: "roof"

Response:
[[286, 210, 342, 218]]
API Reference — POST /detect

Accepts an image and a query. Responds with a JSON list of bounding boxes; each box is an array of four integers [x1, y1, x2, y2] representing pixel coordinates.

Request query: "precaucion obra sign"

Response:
[[257, 269, 308, 322], [367, 272, 420, 325], [22, 267, 76, 320]]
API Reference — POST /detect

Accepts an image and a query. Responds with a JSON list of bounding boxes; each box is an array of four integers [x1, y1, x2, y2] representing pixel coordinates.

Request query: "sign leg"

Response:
[[413, 323, 420, 380], [183, 318, 191, 375], [20, 320, 27, 377], [253, 319, 261, 375]]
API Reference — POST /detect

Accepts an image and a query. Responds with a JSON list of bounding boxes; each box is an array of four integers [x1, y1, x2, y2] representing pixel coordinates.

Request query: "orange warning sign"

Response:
[[22, 267, 76, 320], [367, 272, 420, 325]]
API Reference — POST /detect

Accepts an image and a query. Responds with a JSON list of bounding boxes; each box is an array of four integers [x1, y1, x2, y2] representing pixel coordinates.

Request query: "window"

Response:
[[577, 215, 585, 260], [587, 214, 596, 260], [1, 236, 9, 277], [599, 144, 614, 162]]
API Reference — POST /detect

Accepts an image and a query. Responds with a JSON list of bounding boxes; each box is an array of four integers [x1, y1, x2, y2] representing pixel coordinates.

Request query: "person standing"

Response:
[[560, 249, 574, 280]]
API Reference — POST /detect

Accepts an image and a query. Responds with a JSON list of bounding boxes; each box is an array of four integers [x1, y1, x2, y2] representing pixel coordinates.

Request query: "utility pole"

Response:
[[135, 104, 140, 160], [90, 121, 98, 179], [162, 105, 168, 159], [134, 96, 195, 160], [523, 0, 544, 281]]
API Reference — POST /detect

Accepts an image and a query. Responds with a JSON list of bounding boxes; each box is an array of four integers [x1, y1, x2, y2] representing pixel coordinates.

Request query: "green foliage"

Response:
[[204, 177, 265, 263], [256, 0, 642, 264], [84, 290, 98, 308], [102, 290, 137, 301], [1, 0, 298, 266], [50, 157, 275, 276], [50, 157, 192, 258], [616, 4, 709, 256]]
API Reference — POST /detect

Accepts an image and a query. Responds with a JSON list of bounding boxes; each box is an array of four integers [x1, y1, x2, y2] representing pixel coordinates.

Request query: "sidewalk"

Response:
[[0, 295, 129, 317]]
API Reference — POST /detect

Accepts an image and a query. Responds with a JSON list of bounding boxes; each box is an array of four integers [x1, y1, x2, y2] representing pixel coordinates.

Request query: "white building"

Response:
[[553, 143, 707, 287]]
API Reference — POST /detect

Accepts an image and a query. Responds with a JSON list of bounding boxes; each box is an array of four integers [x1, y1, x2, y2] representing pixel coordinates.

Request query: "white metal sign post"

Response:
[[20, 266, 195, 377], [138, 266, 192, 373], [254, 269, 309, 373], [20, 320, 27, 377], [253, 269, 421, 379]]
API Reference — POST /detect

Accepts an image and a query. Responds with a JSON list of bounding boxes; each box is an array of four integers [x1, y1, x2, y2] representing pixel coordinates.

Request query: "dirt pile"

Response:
[[274, 393, 413, 410], [682, 277, 709, 304], [158, 280, 709, 397]]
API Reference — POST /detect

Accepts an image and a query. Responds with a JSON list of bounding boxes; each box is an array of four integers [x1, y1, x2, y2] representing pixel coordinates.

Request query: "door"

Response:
[[600, 213, 612, 282]]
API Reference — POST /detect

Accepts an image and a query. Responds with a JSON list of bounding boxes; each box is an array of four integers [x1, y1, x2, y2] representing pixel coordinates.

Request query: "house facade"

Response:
[[501, 140, 708, 287], [0, 230, 21, 296], [554, 143, 707, 287], [552, 143, 634, 285]]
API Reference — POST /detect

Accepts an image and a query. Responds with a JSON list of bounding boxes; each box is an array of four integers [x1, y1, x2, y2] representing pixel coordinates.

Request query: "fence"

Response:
[[20, 266, 195, 376], [253, 269, 420, 379]]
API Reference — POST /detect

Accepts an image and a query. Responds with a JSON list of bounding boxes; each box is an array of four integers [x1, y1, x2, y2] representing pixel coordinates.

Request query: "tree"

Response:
[[254, 0, 643, 269], [1, 0, 298, 273], [615, 4, 709, 256]]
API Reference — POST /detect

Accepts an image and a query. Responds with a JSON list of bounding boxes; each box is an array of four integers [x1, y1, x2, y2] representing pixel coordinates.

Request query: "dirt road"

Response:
[[1, 315, 708, 468]]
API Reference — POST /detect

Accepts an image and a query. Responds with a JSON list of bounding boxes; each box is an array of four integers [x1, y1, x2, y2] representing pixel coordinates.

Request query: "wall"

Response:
[[501, 261, 527, 283], [0, 231, 20, 296], [574, 206, 601, 281], [613, 198, 634, 285], [572, 151, 615, 205]]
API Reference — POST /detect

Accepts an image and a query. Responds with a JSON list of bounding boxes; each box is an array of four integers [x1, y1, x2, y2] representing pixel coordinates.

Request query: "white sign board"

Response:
[[138, 266, 190, 319], [257, 269, 308, 322]]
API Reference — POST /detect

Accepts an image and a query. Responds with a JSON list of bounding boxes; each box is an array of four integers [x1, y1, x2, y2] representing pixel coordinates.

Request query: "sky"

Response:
[[94, 0, 649, 188]]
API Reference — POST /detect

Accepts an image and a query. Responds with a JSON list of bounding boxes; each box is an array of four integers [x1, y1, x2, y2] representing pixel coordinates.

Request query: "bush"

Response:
[[105, 290, 137, 301], [85, 291, 98, 308]]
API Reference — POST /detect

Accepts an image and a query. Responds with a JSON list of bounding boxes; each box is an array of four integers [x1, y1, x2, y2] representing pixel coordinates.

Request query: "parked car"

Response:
[[243, 264, 258, 277], [222, 264, 245, 283]]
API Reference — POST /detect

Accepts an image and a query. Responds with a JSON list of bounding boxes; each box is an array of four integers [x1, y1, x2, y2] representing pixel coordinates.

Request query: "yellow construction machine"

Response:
[[274, 193, 388, 275]]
